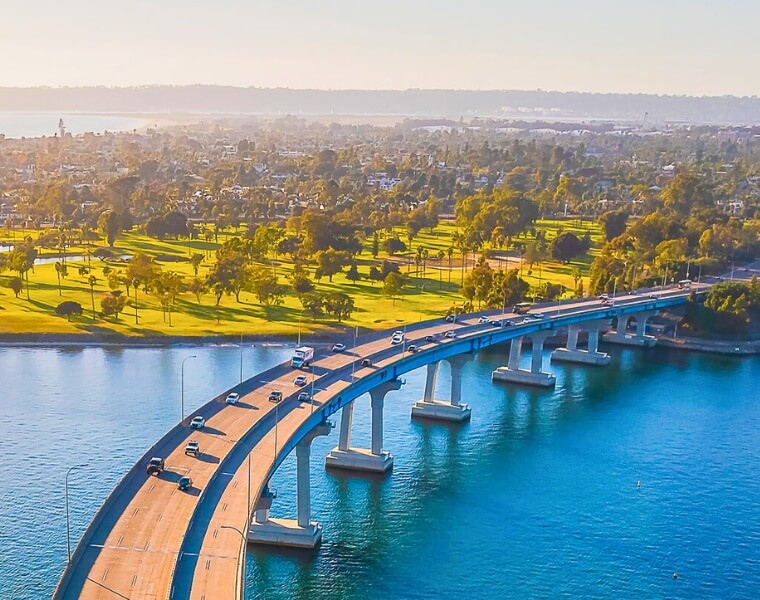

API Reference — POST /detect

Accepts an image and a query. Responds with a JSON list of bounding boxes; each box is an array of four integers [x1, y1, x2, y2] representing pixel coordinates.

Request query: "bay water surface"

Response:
[[0, 343, 758, 599]]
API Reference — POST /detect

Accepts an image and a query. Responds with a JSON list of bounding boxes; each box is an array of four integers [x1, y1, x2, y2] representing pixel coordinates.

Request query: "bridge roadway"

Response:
[[55, 285, 705, 599]]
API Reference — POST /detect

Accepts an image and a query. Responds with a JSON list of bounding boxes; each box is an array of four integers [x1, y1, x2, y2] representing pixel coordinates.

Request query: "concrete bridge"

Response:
[[54, 284, 709, 599]]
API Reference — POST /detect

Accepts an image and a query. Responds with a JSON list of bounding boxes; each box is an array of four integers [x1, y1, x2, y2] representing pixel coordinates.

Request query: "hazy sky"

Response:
[[2, 0, 759, 95]]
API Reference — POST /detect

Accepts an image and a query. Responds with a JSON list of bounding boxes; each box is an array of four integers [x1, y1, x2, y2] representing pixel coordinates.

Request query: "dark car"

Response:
[[361, 358, 372, 367], [425, 335, 435, 342], [177, 476, 193, 491], [490, 319, 502, 327], [147, 457, 165, 476], [407, 344, 419, 353]]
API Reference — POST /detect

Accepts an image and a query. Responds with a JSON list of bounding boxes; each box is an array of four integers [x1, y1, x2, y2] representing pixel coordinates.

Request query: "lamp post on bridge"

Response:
[[181, 355, 197, 423], [65, 463, 89, 563], [221, 524, 248, 599]]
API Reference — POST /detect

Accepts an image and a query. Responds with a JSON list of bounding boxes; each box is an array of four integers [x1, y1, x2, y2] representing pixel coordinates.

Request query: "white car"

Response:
[[332, 343, 346, 353], [478, 316, 490, 324], [190, 416, 205, 429], [185, 440, 200, 456], [294, 375, 308, 387], [444, 330, 456, 339], [225, 392, 240, 405], [297, 391, 310, 402], [390, 331, 404, 345]]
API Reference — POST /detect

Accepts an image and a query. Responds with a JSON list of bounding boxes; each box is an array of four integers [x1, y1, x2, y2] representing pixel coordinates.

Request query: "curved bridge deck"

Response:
[[55, 285, 712, 599]]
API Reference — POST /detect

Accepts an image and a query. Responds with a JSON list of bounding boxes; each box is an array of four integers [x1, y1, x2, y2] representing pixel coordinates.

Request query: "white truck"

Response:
[[291, 346, 314, 369]]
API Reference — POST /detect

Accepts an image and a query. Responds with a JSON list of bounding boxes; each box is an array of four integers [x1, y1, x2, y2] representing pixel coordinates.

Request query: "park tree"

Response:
[[188, 277, 207, 303], [152, 271, 184, 325], [101, 294, 127, 319], [290, 269, 315, 295], [7, 243, 37, 300], [550, 231, 585, 262], [382, 237, 407, 256], [247, 265, 287, 319], [97, 210, 121, 247], [55, 301, 83, 321], [300, 292, 326, 319], [324, 292, 354, 322], [315, 249, 351, 282], [190, 253, 204, 276], [9, 277, 23, 298], [54, 261, 68, 296], [382, 271, 404, 305], [346, 263, 361, 284], [206, 248, 248, 304], [599, 210, 629, 241]]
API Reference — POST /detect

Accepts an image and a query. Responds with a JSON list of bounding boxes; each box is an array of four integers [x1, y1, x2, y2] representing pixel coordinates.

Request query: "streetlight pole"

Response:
[[181, 355, 197, 423], [239, 333, 243, 384], [221, 525, 247, 600], [65, 463, 89, 563]]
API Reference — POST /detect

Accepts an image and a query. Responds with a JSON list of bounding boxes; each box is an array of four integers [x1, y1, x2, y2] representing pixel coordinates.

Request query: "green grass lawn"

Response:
[[0, 217, 602, 337]]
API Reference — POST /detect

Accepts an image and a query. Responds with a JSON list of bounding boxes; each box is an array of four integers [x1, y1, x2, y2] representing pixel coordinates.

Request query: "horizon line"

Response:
[[0, 85, 758, 100]]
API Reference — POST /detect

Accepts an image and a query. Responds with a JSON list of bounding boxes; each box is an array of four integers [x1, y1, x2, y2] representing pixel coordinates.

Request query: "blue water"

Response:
[[0, 111, 145, 138], [0, 344, 758, 598]]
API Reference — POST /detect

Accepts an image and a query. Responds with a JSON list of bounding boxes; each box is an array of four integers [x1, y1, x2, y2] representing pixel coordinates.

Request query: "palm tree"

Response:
[[88, 275, 98, 320]]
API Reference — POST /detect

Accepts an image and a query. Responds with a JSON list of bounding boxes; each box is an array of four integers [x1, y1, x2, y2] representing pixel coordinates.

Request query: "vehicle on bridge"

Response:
[[177, 476, 193, 491], [268, 390, 283, 403], [678, 279, 692, 289], [225, 392, 240, 405], [297, 391, 310, 402], [190, 416, 205, 429], [407, 344, 419, 353], [390, 331, 405, 345], [294, 375, 308, 387], [331, 343, 346, 353], [184, 440, 200, 456], [291, 346, 315, 369], [146, 457, 165, 475], [513, 302, 533, 314]]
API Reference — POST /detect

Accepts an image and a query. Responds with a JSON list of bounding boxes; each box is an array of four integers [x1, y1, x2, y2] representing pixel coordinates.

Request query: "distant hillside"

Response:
[[2, 86, 760, 124]]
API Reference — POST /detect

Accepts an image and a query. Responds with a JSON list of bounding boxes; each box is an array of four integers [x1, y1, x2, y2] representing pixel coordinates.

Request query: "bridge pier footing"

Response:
[[492, 333, 556, 388], [551, 323, 610, 365], [603, 310, 658, 347], [411, 356, 472, 423], [249, 422, 332, 549], [325, 379, 401, 473]]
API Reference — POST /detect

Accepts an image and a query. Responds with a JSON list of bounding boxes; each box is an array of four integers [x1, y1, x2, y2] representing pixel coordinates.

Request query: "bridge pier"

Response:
[[552, 321, 611, 365], [492, 332, 556, 387], [603, 310, 658, 347], [325, 379, 401, 473], [249, 421, 332, 549], [411, 354, 472, 422]]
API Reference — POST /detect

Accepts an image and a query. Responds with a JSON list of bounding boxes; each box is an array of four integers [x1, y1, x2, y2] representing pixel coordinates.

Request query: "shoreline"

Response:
[[1, 330, 758, 354]]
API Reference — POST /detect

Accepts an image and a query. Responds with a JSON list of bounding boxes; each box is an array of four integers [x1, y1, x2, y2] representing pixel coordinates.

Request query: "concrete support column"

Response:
[[422, 361, 439, 403], [412, 356, 472, 423], [254, 484, 273, 524], [635, 311, 656, 338], [616, 316, 628, 335], [530, 334, 547, 374], [296, 441, 311, 528], [369, 392, 384, 456], [587, 327, 600, 353], [507, 336, 523, 369], [337, 403, 353, 452], [493, 332, 556, 387], [249, 422, 331, 549], [326, 379, 401, 473], [446, 354, 472, 407], [566, 325, 580, 351]]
